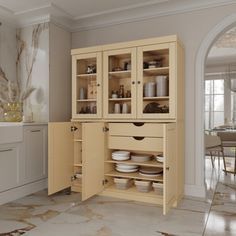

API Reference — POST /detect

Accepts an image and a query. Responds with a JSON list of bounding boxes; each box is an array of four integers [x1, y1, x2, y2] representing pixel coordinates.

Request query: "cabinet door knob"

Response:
[[97, 83, 100, 87], [132, 81, 135, 85], [137, 81, 141, 84], [166, 167, 170, 171]]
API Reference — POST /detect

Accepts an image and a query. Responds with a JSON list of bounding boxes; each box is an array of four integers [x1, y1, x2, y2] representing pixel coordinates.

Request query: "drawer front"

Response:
[[109, 136, 163, 152], [109, 123, 164, 137]]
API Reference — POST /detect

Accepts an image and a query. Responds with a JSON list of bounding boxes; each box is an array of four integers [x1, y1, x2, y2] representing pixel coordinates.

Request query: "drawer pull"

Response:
[[133, 136, 144, 141], [0, 149, 13, 153], [31, 130, 40, 133], [133, 122, 144, 127]]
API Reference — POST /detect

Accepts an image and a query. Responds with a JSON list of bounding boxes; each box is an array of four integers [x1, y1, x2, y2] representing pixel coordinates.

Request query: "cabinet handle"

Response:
[[31, 130, 40, 132], [132, 81, 135, 85], [0, 149, 13, 153], [133, 122, 144, 127], [137, 81, 141, 84], [166, 167, 170, 171], [133, 136, 144, 141], [71, 126, 78, 132]]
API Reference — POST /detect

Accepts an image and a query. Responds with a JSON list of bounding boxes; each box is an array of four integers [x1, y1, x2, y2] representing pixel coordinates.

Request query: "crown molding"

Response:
[[0, 0, 235, 31], [72, 0, 236, 32]]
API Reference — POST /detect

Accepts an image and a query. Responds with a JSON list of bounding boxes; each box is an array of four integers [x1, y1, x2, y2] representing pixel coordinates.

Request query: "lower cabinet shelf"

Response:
[[101, 185, 163, 205], [105, 170, 163, 182]]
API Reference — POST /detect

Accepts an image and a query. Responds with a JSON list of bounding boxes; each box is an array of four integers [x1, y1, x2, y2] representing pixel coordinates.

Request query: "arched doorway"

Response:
[[195, 14, 236, 196]]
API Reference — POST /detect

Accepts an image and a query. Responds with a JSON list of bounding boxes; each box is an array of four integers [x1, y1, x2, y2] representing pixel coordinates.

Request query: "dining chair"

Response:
[[204, 133, 227, 172], [217, 131, 236, 175]]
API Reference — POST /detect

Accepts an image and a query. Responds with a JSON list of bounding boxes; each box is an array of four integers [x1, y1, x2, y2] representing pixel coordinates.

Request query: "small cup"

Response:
[[114, 103, 121, 114]]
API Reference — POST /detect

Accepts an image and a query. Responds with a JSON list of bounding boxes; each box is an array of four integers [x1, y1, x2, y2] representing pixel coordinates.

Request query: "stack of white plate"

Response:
[[131, 154, 151, 162], [112, 151, 130, 161], [116, 163, 138, 173], [139, 167, 163, 177], [156, 154, 164, 163]]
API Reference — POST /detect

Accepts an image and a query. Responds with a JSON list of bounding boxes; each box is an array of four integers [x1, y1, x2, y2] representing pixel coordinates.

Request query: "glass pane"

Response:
[[108, 53, 132, 114], [205, 80, 212, 94], [214, 95, 224, 111], [213, 112, 224, 128], [76, 57, 98, 115], [205, 112, 210, 130], [214, 79, 224, 94], [205, 95, 213, 111]]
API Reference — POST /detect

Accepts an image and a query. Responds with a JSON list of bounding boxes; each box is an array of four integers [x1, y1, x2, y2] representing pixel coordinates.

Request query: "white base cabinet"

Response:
[[0, 143, 23, 192], [0, 124, 48, 205], [24, 126, 48, 184]]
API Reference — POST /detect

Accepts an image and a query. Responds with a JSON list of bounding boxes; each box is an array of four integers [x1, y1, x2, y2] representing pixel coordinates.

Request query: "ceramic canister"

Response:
[[144, 82, 155, 97], [155, 76, 168, 96]]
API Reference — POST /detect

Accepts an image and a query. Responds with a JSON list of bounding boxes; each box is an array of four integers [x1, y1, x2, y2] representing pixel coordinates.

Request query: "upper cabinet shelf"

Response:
[[77, 73, 97, 78], [71, 35, 184, 121], [143, 67, 169, 76]]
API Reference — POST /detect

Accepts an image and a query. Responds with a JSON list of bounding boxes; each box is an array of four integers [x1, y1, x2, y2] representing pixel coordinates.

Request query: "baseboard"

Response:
[[184, 184, 206, 198], [0, 178, 48, 205]]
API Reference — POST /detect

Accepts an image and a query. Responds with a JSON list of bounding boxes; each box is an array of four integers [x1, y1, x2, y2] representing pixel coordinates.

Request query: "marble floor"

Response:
[[0, 158, 235, 236]]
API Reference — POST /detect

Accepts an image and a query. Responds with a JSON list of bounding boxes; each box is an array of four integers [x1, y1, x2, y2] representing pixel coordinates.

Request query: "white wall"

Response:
[[0, 22, 16, 82], [49, 23, 71, 122], [72, 3, 236, 195]]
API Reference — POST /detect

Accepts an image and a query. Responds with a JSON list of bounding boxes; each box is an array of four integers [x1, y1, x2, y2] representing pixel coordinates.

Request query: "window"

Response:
[[205, 79, 224, 130]]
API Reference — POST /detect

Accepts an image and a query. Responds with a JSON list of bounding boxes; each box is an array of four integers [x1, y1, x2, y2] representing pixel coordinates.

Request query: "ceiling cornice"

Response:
[[0, 0, 235, 32]]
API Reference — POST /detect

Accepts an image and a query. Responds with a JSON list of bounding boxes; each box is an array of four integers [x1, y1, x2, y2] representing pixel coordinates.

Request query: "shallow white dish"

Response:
[[139, 172, 162, 177], [112, 156, 130, 161], [131, 154, 151, 162], [139, 166, 163, 174], [116, 167, 138, 173], [116, 164, 138, 169]]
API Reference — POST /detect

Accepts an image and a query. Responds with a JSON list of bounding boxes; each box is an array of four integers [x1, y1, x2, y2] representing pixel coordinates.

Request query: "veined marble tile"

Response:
[[204, 211, 236, 236]]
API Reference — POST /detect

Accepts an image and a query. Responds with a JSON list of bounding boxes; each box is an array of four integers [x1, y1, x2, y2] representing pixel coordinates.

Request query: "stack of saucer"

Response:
[[112, 151, 130, 161], [139, 167, 163, 177], [116, 163, 138, 173]]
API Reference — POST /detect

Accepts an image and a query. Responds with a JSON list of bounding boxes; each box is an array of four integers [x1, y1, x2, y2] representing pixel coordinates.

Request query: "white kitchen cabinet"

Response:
[[0, 143, 23, 192], [23, 125, 48, 184]]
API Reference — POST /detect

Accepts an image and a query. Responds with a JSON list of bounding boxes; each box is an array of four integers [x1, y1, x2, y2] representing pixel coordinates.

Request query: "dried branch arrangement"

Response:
[[0, 23, 48, 110]]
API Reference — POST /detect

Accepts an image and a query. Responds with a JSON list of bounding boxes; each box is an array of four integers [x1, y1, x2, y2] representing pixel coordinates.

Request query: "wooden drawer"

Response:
[[109, 123, 164, 137], [108, 136, 163, 152]]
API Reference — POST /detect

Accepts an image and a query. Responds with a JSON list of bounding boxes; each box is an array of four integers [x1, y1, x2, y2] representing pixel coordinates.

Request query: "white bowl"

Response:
[[116, 163, 138, 169], [131, 154, 151, 162]]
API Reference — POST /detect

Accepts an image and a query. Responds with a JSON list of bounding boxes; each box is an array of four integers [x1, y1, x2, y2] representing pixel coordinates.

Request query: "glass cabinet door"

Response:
[[72, 52, 102, 119], [103, 48, 136, 119], [137, 43, 176, 119]]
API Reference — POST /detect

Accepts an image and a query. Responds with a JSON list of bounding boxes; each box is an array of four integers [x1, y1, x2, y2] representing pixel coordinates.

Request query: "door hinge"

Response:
[[102, 179, 108, 185], [71, 126, 78, 132], [103, 127, 109, 132]]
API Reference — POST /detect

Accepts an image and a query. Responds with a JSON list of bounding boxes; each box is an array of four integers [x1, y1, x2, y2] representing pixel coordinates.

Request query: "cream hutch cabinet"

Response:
[[48, 35, 184, 215]]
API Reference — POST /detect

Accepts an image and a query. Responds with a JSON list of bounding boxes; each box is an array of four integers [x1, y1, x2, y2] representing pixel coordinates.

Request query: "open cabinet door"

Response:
[[82, 123, 105, 201], [163, 123, 176, 214], [48, 122, 74, 195]]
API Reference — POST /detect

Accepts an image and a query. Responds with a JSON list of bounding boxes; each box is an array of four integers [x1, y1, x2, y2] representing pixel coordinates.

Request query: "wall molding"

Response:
[[0, 0, 235, 31]]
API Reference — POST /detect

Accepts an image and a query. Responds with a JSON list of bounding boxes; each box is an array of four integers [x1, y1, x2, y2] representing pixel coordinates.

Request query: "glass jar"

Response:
[[3, 102, 23, 122]]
